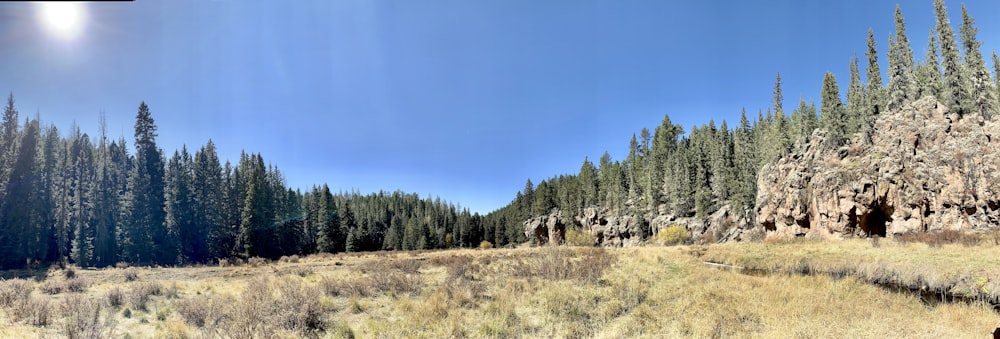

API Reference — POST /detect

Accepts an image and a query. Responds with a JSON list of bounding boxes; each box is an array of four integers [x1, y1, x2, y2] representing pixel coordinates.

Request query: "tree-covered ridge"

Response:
[[0, 97, 504, 269], [486, 0, 999, 238]]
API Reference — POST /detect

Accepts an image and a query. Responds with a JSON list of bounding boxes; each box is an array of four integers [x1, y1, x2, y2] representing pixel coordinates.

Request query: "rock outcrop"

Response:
[[578, 207, 647, 247], [523, 209, 566, 245], [757, 97, 1000, 238]]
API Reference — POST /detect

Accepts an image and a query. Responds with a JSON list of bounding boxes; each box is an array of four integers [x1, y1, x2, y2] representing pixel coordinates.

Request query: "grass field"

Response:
[[1, 240, 998, 338]]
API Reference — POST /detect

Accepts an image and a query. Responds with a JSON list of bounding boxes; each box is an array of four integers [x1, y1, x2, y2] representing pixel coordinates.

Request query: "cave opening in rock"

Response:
[[860, 204, 890, 238]]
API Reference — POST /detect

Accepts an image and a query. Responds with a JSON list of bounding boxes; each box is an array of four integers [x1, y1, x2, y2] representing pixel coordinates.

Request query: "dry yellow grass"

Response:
[[0, 243, 996, 338]]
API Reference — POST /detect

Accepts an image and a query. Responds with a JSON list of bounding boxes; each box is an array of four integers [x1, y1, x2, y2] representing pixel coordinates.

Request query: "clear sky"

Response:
[[1, 1, 998, 214]]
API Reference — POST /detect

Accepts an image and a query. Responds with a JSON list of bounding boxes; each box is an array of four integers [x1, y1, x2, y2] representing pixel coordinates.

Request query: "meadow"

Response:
[[1, 236, 999, 338]]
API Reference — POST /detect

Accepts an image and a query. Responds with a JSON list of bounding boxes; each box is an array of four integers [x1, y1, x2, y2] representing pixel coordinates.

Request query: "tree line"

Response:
[[486, 0, 999, 235], [0, 98, 513, 269]]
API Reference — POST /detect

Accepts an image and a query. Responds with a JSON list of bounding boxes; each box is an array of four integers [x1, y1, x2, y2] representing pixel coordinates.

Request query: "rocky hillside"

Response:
[[757, 97, 1000, 239]]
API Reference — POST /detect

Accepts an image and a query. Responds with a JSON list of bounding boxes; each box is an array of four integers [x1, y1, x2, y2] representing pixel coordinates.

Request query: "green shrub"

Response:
[[565, 228, 597, 246], [656, 224, 691, 246]]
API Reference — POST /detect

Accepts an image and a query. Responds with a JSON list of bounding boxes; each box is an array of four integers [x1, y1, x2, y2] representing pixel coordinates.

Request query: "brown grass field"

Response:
[[1, 238, 999, 338]]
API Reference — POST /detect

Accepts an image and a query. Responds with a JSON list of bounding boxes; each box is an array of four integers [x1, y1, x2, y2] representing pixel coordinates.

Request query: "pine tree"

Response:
[[886, 5, 916, 112], [123, 102, 171, 265], [194, 140, 225, 261], [994, 51, 1000, 109], [0, 119, 40, 269], [90, 114, 123, 267], [865, 29, 886, 119], [846, 55, 867, 137], [935, 0, 970, 116], [68, 132, 96, 267], [166, 146, 199, 264], [578, 157, 599, 208], [649, 114, 682, 209], [0, 93, 19, 211], [916, 28, 942, 100], [821, 72, 848, 147], [959, 4, 996, 119]]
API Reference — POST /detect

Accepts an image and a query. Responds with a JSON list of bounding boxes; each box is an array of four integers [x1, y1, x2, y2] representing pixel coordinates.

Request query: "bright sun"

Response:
[[38, 2, 86, 40]]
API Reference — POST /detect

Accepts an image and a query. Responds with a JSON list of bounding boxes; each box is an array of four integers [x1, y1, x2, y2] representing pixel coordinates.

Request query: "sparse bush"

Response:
[[175, 295, 229, 328], [228, 277, 275, 338], [479, 241, 493, 249], [12, 296, 52, 326], [280, 255, 301, 263], [656, 224, 691, 246], [106, 287, 124, 308], [40, 279, 65, 294], [66, 277, 90, 293], [565, 227, 597, 246], [248, 257, 268, 267], [128, 281, 162, 311], [123, 267, 138, 282], [871, 235, 881, 248], [894, 229, 982, 247], [64, 267, 77, 280], [218, 258, 231, 267], [274, 278, 325, 334], [115, 262, 129, 269], [61, 295, 114, 339], [512, 247, 615, 284], [0, 278, 33, 308]]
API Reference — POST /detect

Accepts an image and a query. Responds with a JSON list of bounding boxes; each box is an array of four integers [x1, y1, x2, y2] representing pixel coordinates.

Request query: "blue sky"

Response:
[[1, 0, 998, 214]]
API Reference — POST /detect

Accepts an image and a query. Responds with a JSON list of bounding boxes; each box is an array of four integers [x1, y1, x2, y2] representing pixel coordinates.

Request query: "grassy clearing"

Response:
[[0, 243, 997, 338], [702, 237, 1000, 304]]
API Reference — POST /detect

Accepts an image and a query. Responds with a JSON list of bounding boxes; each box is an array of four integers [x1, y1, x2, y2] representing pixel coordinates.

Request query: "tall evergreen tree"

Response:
[[123, 102, 171, 265], [578, 157, 599, 208], [194, 140, 225, 261], [935, 0, 970, 116], [821, 72, 849, 147], [0, 119, 40, 269], [166, 146, 198, 263], [916, 28, 943, 100], [865, 29, 886, 120], [68, 131, 96, 267], [886, 5, 916, 112], [959, 4, 996, 119], [846, 55, 867, 136]]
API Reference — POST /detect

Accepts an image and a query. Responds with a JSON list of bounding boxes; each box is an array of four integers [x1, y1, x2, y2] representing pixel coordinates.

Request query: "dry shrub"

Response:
[[248, 257, 268, 267], [279, 255, 301, 263], [431, 255, 474, 281], [565, 227, 597, 246], [61, 295, 116, 339], [371, 270, 423, 295], [0, 278, 33, 308], [63, 267, 77, 280], [11, 296, 52, 326], [657, 224, 691, 246], [175, 295, 230, 329], [128, 281, 162, 311], [114, 262, 129, 269], [479, 241, 493, 249], [894, 229, 981, 247], [228, 277, 276, 338], [273, 278, 325, 335], [123, 267, 138, 282], [321, 271, 422, 297], [513, 247, 616, 284], [66, 277, 90, 293], [105, 287, 124, 308], [40, 279, 66, 294]]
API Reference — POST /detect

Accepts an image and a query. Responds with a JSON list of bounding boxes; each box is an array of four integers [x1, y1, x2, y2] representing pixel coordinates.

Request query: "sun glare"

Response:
[[38, 2, 86, 40]]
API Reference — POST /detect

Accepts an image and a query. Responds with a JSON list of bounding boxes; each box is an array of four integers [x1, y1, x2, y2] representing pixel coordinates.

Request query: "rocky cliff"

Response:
[[757, 97, 1000, 238]]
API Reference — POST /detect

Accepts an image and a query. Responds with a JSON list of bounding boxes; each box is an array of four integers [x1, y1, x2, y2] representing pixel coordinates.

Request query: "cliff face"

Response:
[[757, 97, 1000, 239]]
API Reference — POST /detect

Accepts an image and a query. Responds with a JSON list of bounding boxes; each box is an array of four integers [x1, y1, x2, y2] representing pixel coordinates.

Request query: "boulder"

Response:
[[523, 209, 565, 245], [756, 97, 1000, 238]]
